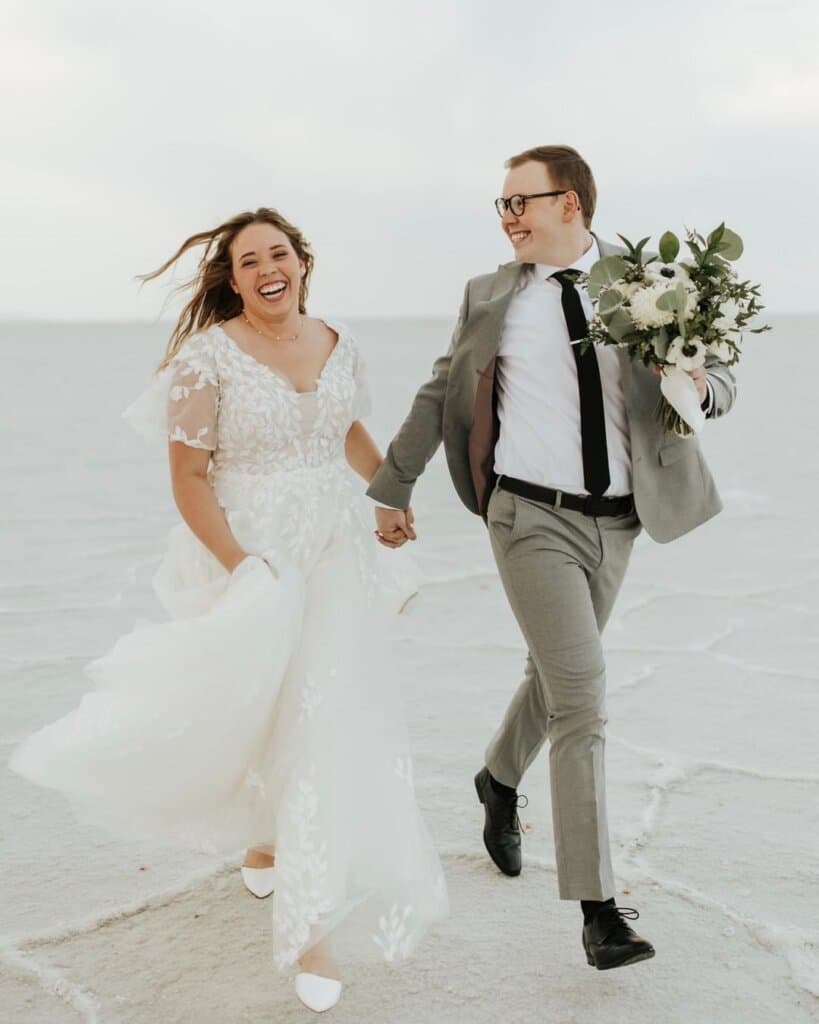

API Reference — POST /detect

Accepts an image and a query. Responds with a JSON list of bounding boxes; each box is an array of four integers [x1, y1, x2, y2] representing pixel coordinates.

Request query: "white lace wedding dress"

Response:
[[10, 320, 447, 968]]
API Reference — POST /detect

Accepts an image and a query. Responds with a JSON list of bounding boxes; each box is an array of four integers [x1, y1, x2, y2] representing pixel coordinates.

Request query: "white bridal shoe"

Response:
[[240, 865, 276, 899], [295, 972, 342, 1013]]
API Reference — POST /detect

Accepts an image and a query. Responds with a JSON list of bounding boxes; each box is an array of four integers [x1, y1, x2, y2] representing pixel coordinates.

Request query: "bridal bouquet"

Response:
[[582, 224, 769, 435]]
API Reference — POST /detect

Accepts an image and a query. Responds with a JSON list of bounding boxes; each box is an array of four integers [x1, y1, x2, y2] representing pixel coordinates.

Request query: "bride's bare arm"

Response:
[[344, 420, 383, 483], [168, 442, 247, 573]]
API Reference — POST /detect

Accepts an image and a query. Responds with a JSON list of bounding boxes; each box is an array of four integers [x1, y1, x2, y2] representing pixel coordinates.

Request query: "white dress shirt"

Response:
[[494, 240, 634, 496]]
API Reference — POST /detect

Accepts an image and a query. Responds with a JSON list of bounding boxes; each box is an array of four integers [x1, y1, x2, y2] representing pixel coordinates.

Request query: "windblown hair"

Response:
[[505, 145, 597, 228], [141, 208, 314, 371]]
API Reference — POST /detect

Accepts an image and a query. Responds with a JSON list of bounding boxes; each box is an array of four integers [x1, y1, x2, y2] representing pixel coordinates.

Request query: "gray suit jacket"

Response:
[[366, 238, 737, 543]]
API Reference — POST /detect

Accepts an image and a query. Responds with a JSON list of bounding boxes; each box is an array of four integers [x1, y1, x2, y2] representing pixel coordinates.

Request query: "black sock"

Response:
[[488, 772, 516, 799], [581, 897, 615, 924]]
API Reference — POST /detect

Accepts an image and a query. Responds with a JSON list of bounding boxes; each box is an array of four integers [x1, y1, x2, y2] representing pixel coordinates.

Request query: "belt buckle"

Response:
[[582, 494, 603, 517]]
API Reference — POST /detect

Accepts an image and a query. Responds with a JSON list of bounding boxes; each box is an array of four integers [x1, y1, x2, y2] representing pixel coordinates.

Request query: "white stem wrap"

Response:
[[660, 366, 706, 435]]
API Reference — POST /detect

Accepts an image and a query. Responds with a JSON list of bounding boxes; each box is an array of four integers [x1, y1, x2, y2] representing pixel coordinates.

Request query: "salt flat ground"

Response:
[[1, 315, 816, 1023]]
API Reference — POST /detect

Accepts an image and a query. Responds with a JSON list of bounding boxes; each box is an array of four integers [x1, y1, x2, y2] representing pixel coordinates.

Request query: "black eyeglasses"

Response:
[[494, 190, 569, 218]]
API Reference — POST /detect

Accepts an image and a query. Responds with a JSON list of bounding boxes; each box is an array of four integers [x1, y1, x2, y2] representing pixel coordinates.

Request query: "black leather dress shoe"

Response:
[[474, 767, 526, 877], [582, 905, 655, 970]]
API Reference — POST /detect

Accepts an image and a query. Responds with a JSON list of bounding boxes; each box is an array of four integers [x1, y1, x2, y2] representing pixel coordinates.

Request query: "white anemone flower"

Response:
[[666, 334, 707, 371], [645, 262, 692, 286], [629, 282, 677, 330]]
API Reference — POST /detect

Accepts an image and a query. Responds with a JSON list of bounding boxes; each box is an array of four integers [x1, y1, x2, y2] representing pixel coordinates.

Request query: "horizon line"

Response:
[[0, 309, 813, 326]]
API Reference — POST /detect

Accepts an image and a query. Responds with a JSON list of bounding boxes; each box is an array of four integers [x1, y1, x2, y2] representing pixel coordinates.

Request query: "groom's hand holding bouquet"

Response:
[[582, 223, 769, 435]]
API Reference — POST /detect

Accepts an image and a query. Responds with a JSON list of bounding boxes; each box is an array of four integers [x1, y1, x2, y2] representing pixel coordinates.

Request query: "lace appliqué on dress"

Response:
[[166, 334, 221, 451], [273, 767, 333, 968]]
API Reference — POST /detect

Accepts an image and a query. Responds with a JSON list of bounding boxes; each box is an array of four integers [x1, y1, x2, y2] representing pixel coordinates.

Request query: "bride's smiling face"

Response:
[[230, 222, 305, 319]]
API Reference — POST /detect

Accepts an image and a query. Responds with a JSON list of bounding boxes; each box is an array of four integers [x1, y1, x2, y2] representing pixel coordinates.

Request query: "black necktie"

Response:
[[550, 270, 611, 497]]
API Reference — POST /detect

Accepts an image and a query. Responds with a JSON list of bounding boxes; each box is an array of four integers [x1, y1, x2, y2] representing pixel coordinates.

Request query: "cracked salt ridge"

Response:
[[6, 858, 238, 950], [13, 857, 814, 1024], [0, 861, 237, 1024], [606, 734, 819, 998], [0, 942, 99, 1023]]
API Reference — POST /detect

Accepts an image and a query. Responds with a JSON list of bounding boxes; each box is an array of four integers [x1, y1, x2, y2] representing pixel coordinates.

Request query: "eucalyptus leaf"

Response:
[[587, 256, 628, 298], [598, 288, 623, 317], [653, 326, 670, 360], [656, 289, 679, 313], [606, 307, 633, 342], [717, 227, 743, 261], [658, 231, 680, 263]]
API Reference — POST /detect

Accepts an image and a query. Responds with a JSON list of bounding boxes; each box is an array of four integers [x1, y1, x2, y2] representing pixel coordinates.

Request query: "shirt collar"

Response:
[[529, 237, 600, 283]]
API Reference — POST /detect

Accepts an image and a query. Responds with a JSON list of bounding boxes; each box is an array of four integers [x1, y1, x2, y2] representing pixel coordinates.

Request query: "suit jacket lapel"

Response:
[[595, 235, 623, 260], [466, 261, 525, 373], [467, 238, 628, 376]]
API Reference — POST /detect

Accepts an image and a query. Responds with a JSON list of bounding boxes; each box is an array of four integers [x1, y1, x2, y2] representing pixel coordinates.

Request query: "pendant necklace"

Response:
[[242, 312, 302, 343]]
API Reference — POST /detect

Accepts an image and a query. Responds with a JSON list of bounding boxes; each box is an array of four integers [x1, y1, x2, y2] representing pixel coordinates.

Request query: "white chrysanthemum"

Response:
[[629, 282, 677, 330], [666, 334, 707, 371], [611, 280, 641, 300]]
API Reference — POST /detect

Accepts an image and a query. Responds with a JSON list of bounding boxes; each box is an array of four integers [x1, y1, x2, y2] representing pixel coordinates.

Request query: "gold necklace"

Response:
[[242, 311, 302, 343]]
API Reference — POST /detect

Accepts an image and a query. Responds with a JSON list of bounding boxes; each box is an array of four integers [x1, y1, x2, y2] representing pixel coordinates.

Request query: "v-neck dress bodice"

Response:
[[154, 321, 375, 572], [168, 320, 369, 476]]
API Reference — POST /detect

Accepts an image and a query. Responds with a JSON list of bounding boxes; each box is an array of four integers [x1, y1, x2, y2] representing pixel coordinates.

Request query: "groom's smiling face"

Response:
[[499, 160, 575, 264]]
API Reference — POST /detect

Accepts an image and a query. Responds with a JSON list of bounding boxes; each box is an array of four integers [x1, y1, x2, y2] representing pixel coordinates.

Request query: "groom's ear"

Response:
[[562, 190, 582, 222]]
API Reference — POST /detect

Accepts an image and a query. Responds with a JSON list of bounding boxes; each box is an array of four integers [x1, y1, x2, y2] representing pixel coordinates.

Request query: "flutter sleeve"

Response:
[[166, 338, 220, 450], [351, 341, 372, 420], [122, 332, 220, 450]]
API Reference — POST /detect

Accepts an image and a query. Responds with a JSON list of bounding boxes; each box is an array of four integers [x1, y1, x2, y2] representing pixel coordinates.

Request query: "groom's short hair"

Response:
[[505, 145, 596, 228]]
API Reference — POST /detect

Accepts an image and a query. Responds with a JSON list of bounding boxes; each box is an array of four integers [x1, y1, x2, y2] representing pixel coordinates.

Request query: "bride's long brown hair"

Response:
[[141, 208, 315, 371]]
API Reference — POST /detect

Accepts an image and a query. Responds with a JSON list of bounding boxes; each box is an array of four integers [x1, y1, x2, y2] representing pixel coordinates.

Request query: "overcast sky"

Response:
[[3, 0, 817, 319]]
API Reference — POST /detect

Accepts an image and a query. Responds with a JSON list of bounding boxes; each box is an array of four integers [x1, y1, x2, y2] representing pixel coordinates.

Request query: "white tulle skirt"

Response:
[[9, 461, 447, 968]]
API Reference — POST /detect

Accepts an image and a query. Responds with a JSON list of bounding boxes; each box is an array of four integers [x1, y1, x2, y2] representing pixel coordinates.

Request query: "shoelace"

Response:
[[510, 793, 528, 832], [599, 905, 640, 933]]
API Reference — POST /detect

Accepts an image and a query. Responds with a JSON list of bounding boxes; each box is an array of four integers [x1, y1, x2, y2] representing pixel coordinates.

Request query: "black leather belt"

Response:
[[498, 475, 635, 518]]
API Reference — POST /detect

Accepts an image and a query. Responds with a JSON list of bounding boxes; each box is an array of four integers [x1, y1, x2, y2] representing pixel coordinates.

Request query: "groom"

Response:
[[368, 145, 735, 969]]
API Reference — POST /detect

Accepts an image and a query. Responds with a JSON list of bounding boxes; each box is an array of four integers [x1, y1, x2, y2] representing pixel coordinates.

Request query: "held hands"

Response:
[[374, 506, 417, 549], [652, 363, 708, 403]]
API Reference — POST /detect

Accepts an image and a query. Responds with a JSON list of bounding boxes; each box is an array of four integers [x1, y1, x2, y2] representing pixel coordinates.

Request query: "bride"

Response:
[[10, 207, 448, 1013]]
